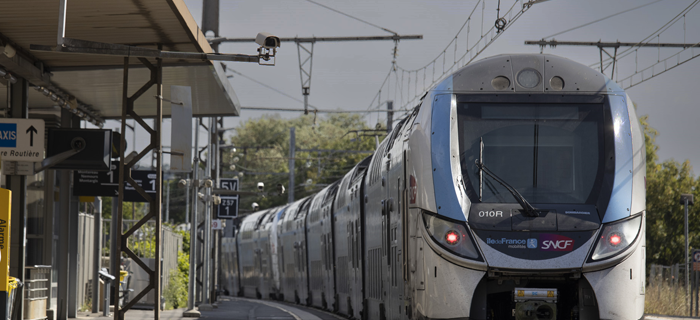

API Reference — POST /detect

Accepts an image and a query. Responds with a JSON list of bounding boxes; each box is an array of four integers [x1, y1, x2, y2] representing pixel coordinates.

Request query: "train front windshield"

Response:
[[457, 102, 605, 204]]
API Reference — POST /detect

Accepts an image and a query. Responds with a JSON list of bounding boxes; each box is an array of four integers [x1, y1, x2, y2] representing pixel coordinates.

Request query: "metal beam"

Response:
[[30, 38, 260, 62], [241, 106, 402, 113], [115, 55, 163, 320], [7, 77, 27, 320], [524, 39, 697, 48], [210, 34, 423, 44]]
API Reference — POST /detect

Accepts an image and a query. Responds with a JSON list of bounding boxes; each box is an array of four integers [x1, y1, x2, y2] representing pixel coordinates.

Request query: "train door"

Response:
[[386, 152, 405, 320]]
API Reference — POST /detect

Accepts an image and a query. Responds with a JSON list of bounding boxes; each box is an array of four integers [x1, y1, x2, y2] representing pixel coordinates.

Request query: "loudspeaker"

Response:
[[47, 129, 111, 171]]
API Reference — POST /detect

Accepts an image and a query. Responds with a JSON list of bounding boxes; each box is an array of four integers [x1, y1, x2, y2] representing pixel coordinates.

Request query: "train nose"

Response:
[[467, 204, 600, 270]]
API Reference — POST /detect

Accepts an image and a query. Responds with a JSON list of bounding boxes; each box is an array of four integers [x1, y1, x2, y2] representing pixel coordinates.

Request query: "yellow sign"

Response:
[[0, 188, 11, 292], [547, 291, 554, 297], [517, 290, 524, 297], [78, 196, 95, 203]]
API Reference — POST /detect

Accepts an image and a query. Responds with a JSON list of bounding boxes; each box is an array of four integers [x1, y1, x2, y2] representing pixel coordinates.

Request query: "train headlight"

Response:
[[590, 213, 642, 261], [517, 69, 541, 88], [422, 211, 480, 259]]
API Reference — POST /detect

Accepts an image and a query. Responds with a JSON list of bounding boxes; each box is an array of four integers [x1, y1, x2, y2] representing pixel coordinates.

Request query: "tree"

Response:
[[642, 115, 700, 266], [223, 113, 383, 214]]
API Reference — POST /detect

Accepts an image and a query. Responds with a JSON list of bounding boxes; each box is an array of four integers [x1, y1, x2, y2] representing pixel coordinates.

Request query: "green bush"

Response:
[[164, 229, 190, 310]]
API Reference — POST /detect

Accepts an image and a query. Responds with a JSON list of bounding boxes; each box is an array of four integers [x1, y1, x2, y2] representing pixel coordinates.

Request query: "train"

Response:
[[221, 54, 646, 320]]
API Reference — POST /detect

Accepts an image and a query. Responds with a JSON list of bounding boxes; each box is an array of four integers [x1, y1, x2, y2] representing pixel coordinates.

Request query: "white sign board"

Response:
[[169, 86, 192, 172], [211, 219, 224, 230], [0, 119, 45, 161]]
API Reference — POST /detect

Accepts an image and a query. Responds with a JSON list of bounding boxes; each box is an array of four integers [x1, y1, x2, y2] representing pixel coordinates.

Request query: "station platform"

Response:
[[76, 296, 343, 320]]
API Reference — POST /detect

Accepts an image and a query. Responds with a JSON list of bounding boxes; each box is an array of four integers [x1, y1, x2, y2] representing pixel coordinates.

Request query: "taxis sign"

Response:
[[0, 119, 44, 161]]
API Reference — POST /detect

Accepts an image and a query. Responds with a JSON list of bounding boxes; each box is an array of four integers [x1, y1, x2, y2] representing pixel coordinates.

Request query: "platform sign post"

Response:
[[0, 188, 12, 320], [216, 178, 238, 219]]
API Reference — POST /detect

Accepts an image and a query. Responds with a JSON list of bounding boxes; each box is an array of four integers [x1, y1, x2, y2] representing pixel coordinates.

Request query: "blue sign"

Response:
[[527, 238, 538, 249], [0, 124, 17, 148]]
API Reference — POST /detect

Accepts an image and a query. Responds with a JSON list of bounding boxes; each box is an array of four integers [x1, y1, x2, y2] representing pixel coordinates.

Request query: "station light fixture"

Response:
[[0, 67, 17, 84], [31, 86, 104, 127]]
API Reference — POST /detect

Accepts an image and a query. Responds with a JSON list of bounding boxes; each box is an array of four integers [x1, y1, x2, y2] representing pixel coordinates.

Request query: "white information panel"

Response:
[[169, 85, 192, 172]]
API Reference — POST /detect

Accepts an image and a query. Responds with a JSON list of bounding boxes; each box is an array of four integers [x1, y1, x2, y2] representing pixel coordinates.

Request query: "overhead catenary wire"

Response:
[[541, 0, 664, 40], [241, 106, 410, 114], [594, 0, 700, 67], [367, 0, 531, 112], [226, 67, 319, 111], [305, 0, 398, 35]]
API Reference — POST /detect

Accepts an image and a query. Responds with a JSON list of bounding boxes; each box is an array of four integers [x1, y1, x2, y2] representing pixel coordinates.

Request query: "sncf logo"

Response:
[[540, 234, 574, 251]]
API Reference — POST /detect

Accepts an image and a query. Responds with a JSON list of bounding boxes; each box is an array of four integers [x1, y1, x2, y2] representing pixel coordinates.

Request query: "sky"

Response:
[[117, 0, 700, 172]]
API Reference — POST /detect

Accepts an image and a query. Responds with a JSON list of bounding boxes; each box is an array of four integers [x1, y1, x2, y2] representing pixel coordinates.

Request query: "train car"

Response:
[[269, 205, 289, 300], [226, 53, 645, 320], [278, 197, 312, 304], [333, 156, 371, 319], [306, 181, 340, 310], [237, 210, 269, 298], [404, 54, 645, 320], [220, 237, 239, 296], [254, 210, 277, 299]]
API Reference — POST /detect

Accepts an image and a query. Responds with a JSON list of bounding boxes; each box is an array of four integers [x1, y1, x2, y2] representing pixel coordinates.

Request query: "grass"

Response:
[[645, 282, 693, 316]]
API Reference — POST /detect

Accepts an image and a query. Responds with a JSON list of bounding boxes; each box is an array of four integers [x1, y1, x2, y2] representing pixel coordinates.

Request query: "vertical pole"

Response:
[[57, 0, 67, 47], [92, 198, 103, 313], [68, 114, 80, 318], [110, 198, 117, 313], [57, 112, 72, 320], [199, 118, 214, 311], [154, 55, 163, 317], [386, 101, 394, 134], [201, 0, 220, 53], [185, 174, 190, 226], [184, 118, 200, 316], [7, 77, 27, 320], [115, 57, 129, 320], [288, 127, 295, 204], [686, 199, 690, 315], [165, 181, 170, 224]]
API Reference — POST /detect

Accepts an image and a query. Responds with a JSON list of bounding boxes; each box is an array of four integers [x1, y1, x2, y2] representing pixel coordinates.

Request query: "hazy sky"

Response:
[[132, 0, 700, 172]]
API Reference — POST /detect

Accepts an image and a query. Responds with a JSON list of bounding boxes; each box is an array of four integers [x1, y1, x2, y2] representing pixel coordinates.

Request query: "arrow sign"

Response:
[[26, 126, 37, 147]]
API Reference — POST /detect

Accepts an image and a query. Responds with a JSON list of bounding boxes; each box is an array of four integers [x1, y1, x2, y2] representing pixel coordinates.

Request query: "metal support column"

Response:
[[288, 127, 295, 203], [92, 197, 103, 313], [115, 53, 163, 320], [386, 101, 394, 133], [7, 77, 28, 320], [183, 118, 200, 317], [68, 112, 80, 318], [199, 118, 214, 311]]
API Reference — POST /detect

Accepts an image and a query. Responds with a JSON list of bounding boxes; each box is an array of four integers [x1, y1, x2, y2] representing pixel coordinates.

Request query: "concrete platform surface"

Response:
[[78, 300, 692, 320], [76, 296, 343, 320]]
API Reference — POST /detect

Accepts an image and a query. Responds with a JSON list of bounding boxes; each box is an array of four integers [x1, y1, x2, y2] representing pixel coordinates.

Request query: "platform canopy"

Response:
[[0, 0, 241, 121]]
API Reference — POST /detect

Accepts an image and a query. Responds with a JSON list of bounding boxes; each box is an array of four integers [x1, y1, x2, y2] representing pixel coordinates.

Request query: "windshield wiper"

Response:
[[476, 138, 539, 217]]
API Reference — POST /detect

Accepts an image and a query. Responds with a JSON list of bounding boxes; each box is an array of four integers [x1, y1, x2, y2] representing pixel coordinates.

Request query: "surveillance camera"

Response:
[[255, 32, 280, 49], [2, 44, 16, 59], [257, 182, 265, 192], [252, 202, 259, 211], [178, 179, 187, 187]]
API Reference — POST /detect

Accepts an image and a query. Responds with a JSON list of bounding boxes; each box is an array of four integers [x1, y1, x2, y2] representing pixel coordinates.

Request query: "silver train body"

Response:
[[222, 54, 646, 320]]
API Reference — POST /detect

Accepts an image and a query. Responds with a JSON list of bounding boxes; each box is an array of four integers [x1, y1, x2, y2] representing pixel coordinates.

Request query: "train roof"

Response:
[[432, 54, 624, 95]]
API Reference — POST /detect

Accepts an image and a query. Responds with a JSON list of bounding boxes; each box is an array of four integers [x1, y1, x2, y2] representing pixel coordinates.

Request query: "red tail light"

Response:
[[609, 233, 621, 246], [445, 230, 460, 245]]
